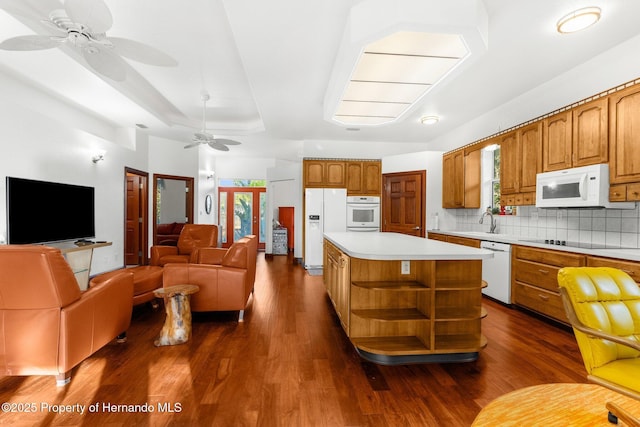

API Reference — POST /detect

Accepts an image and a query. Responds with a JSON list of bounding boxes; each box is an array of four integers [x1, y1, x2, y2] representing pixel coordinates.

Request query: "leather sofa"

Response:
[[150, 224, 218, 266], [163, 235, 257, 321], [156, 222, 185, 246], [0, 245, 133, 386]]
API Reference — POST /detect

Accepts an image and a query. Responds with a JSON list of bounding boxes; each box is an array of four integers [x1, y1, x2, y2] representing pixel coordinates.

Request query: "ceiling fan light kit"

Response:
[[0, 0, 177, 82]]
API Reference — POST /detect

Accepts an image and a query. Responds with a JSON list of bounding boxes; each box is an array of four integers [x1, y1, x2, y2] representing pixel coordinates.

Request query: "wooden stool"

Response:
[[153, 284, 199, 346]]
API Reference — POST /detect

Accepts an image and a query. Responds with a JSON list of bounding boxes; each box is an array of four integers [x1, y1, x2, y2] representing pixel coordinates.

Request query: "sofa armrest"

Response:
[[60, 271, 134, 371], [150, 245, 179, 266], [194, 247, 227, 265]]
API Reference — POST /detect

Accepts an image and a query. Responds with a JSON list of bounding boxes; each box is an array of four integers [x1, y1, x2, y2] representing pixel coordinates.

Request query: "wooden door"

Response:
[[125, 169, 148, 266], [543, 111, 573, 172], [609, 85, 640, 184], [519, 121, 543, 192], [499, 131, 519, 194], [382, 170, 426, 237], [573, 98, 608, 167]]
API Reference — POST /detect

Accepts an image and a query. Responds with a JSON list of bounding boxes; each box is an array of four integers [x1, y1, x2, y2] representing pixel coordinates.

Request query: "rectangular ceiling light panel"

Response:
[[342, 81, 429, 104], [332, 31, 469, 125]]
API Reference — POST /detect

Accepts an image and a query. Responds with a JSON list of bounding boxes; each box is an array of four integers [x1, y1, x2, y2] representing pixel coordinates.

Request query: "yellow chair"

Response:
[[558, 267, 640, 425]]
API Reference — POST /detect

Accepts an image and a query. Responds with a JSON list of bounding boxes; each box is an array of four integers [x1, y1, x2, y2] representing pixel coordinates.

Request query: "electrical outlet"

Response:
[[401, 260, 410, 275]]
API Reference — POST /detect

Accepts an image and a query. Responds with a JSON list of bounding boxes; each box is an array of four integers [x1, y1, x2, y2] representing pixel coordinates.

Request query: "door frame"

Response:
[[124, 167, 149, 266], [381, 170, 426, 237]]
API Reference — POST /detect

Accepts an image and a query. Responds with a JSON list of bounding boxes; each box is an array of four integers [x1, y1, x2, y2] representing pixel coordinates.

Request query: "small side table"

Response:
[[153, 284, 199, 346]]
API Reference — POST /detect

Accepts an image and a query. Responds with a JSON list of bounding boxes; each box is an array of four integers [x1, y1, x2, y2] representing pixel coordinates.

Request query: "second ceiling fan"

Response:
[[184, 91, 241, 152]]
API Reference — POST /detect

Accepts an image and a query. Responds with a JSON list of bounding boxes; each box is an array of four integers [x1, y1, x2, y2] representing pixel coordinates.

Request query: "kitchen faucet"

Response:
[[479, 210, 497, 234]]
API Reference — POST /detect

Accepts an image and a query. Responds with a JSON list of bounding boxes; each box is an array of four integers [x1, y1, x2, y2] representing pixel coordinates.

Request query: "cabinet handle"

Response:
[[538, 294, 550, 301], [538, 269, 550, 274], [339, 258, 347, 268]]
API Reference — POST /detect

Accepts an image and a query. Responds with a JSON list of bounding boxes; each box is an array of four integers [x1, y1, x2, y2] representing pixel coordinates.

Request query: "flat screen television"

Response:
[[6, 177, 95, 244]]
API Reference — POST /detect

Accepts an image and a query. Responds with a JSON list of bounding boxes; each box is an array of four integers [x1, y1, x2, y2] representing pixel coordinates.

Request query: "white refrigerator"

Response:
[[304, 188, 347, 269]]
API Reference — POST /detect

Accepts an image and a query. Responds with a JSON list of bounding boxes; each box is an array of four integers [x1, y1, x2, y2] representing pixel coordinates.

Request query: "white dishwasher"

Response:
[[480, 241, 512, 304]]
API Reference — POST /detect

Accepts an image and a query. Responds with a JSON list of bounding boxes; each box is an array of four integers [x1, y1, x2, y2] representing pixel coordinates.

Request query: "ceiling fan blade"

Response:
[[64, 0, 113, 33], [82, 46, 127, 81], [184, 141, 203, 149], [109, 37, 177, 67], [215, 138, 242, 146], [0, 35, 59, 51], [208, 142, 230, 151]]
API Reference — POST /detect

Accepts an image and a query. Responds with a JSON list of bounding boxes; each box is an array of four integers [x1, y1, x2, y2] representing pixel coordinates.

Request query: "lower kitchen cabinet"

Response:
[[511, 245, 586, 324]]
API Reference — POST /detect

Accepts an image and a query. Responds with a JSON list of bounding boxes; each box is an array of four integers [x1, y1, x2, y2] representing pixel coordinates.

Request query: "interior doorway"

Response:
[[124, 168, 149, 266], [381, 170, 426, 237], [219, 186, 266, 250]]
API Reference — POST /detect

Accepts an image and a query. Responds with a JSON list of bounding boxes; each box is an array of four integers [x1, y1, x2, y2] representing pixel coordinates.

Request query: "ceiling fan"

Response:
[[0, 0, 177, 81], [184, 91, 242, 152]]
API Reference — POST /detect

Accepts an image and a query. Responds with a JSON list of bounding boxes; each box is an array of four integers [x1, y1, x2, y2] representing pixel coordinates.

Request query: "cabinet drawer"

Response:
[[513, 282, 568, 324], [515, 245, 585, 268], [514, 259, 562, 292], [609, 185, 627, 202], [628, 183, 640, 201], [587, 256, 640, 283], [447, 236, 481, 248]]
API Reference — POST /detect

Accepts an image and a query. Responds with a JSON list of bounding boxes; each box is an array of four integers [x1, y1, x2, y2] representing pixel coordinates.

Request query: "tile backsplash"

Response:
[[451, 204, 640, 248]]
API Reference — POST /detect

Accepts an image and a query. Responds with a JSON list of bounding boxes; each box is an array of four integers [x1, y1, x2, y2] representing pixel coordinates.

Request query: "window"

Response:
[[482, 145, 501, 213]]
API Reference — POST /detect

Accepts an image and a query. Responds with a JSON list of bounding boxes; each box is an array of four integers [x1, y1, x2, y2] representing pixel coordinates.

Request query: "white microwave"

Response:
[[535, 164, 634, 209]]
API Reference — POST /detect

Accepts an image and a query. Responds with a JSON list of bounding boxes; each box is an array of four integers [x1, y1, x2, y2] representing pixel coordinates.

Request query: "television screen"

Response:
[[6, 177, 95, 244]]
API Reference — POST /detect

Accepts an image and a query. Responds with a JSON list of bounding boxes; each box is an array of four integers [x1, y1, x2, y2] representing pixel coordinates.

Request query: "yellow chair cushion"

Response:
[[558, 267, 640, 370]]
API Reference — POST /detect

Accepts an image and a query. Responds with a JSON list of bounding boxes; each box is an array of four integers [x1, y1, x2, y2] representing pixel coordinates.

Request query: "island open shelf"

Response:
[[323, 232, 493, 365]]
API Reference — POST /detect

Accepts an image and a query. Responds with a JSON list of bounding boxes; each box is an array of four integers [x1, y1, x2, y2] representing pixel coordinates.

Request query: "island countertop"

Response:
[[323, 232, 494, 261]]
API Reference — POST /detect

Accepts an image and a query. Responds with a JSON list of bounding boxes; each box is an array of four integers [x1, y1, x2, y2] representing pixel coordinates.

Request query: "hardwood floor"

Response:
[[0, 253, 586, 426]]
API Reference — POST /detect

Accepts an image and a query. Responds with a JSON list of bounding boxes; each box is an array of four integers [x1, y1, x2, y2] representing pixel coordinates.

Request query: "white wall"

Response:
[[0, 72, 148, 274]]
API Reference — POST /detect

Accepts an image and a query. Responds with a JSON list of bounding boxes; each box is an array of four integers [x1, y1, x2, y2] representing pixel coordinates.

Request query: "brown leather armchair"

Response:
[[0, 245, 134, 386], [150, 224, 218, 266], [163, 235, 257, 321]]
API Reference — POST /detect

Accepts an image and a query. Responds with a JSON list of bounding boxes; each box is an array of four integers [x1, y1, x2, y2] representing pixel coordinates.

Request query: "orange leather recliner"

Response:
[[163, 235, 257, 321], [150, 224, 218, 266], [0, 245, 134, 386]]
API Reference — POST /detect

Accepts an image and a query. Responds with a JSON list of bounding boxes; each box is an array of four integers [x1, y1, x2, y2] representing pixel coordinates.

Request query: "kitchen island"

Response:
[[323, 232, 494, 365]]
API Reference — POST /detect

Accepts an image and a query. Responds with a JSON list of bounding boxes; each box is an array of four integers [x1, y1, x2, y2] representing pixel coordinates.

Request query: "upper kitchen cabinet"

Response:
[[609, 84, 640, 189], [498, 130, 518, 195], [442, 149, 480, 208], [573, 98, 609, 167], [464, 149, 481, 208], [442, 151, 464, 208], [542, 110, 573, 172], [499, 123, 541, 205], [542, 98, 608, 172], [303, 159, 346, 188], [346, 160, 382, 196]]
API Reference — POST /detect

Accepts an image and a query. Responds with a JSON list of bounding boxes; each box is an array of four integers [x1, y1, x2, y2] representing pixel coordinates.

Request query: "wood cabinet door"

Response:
[[325, 161, 346, 187], [346, 162, 363, 193], [519, 121, 543, 192], [499, 131, 519, 194], [383, 170, 426, 237], [543, 111, 573, 172], [362, 161, 381, 194], [303, 160, 325, 187], [442, 152, 464, 207], [572, 98, 608, 167], [464, 149, 481, 208], [609, 85, 640, 184]]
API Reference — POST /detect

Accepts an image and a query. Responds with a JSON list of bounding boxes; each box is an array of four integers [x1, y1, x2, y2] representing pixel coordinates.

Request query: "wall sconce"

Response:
[[92, 150, 106, 163]]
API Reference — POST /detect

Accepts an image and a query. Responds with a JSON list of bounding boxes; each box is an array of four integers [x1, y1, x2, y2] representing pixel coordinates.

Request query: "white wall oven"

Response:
[[346, 196, 380, 231]]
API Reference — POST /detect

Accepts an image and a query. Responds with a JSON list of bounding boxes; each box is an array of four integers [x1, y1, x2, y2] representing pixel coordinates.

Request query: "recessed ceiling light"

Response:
[[556, 7, 601, 34], [420, 116, 439, 125]]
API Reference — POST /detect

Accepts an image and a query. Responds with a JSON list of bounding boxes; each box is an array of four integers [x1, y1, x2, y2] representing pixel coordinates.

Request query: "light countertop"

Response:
[[324, 232, 494, 261], [428, 230, 640, 262]]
